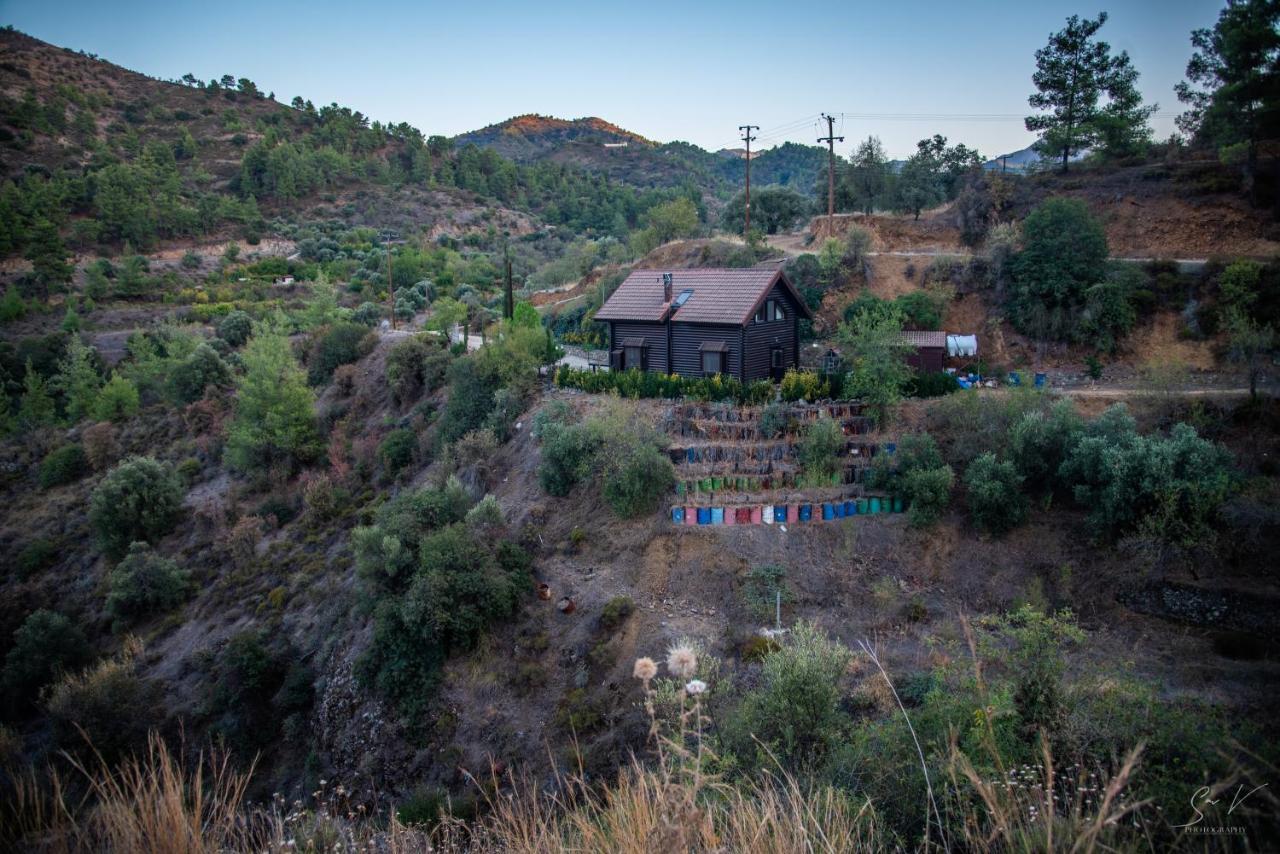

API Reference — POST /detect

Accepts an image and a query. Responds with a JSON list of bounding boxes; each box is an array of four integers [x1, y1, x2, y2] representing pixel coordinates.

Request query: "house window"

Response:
[[624, 346, 644, 370], [754, 305, 767, 324], [701, 350, 723, 376], [771, 347, 784, 369], [771, 300, 786, 322]]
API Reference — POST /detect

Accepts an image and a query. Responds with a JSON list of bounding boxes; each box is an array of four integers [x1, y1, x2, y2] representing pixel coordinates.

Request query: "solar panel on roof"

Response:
[[673, 289, 693, 307]]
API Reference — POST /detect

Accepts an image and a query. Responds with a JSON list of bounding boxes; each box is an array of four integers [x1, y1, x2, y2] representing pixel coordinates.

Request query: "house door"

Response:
[[770, 346, 785, 381]]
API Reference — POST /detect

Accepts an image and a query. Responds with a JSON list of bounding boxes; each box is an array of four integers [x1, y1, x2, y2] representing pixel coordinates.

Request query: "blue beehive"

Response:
[[711, 507, 725, 524], [774, 506, 787, 523], [672, 507, 684, 524], [697, 507, 711, 525], [799, 504, 812, 522], [844, 500, 857, 516]]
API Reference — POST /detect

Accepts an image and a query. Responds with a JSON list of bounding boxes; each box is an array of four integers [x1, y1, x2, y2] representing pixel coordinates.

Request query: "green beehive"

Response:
[[892, 496, 904, 513], [869, 497, 882, 514]]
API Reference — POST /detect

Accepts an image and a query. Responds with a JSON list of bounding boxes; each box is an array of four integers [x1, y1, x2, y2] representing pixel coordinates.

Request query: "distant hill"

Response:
[[983, 145, 1042, 172], [453, 114, 653, 162], [456, 116, 828, 198]]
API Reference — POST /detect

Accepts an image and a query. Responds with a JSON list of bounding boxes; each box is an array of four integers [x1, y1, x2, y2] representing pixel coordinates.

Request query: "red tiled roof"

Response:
[[900, 330, 947, 348], [594, 268, 813, 325]]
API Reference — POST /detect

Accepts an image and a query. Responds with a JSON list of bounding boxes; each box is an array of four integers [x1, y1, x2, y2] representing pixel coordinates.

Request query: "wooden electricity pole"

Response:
[[739, 124, 758, 237], [386, 242, 395, 330], [503, 243, 514, 321], [818, 113, 844, 238]]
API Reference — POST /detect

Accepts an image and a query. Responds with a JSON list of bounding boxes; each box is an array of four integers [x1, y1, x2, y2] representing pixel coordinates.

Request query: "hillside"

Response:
[[2, 21, 1280, 853]]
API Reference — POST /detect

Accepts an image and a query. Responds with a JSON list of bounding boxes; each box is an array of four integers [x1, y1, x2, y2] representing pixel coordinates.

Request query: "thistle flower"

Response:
[[633, 657, 658, 682], [666, 644, 698, 679], [685, 679, 707, 696]]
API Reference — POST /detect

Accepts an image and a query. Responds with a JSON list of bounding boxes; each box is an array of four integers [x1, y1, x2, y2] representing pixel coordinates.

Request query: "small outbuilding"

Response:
[[594, 268, 814, 381], [901, 330, 947, 373]]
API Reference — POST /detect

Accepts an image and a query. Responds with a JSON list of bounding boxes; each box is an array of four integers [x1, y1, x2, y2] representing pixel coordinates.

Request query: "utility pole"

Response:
[[385, 241, 395, 331], [739, 124, 758, 238], [503, 242, 514, 321], [818, 113, 844, 238]]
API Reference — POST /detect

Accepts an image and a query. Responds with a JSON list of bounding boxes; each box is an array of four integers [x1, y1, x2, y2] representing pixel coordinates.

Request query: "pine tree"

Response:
[[19, 359, 55, 427], [1176, 0, 1280, 208], [24, 218, 72, 302], [1025, 13, 1155, 171], [226, 327, 321, 473], [52, 335, 102, 423]]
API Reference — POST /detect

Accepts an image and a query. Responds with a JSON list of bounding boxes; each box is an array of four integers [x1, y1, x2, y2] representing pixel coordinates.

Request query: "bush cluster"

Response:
[[105, 542, 193, 627], [39, 443, 89, 488], [554, 366, 775, 405], [88, 456, 185, 559], [867, 433, 955, 526], [535, 403, 674, 518], [352, 482, 528, 718]]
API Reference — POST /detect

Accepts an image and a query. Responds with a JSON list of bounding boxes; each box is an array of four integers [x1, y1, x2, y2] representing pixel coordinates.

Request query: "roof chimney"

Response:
[[662, 272, 672, 302]]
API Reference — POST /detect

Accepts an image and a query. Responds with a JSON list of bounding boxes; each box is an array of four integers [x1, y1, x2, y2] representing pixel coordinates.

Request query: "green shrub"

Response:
[[15, 539, 58, 579], [868, 434, 953, 526], [759, 402, 793, 438], [600, 595, 634, 631], [1060, 409, 1233, 544], [308, 322, 374, 385], [168, 344, 231, 404], [797, 418, 845, 484], [1009, 198, 1109, 342], [554, 366, 785, 405], [88, 456, 185, 558], [964, 452, 1029, 535], [105, 541, 192, 626], [538, 420, 604, 496], [352, 479, 473, 589], [602, 442, 674, 518], [902, 465, 955, 526], [358, 524, 526, 718], [1, 610, 92, 713], [780, 368, 828, 402], [906, 370, 959, 398], [352, 301, 383, 326], [92, 373, 141, 421], [734, 622, 851, 770], [45, 651, 160, 763], [208, 631, 312, 753], [386, 335, 450, 405], [1007, 400, 1083, 498], [379, 428, 417, 476], [217, 310, 253, 347], [39, 443, 89, 488]]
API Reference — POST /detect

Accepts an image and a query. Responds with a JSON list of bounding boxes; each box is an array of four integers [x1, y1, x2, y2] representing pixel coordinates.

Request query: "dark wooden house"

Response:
[[594, 268, 814, 381]]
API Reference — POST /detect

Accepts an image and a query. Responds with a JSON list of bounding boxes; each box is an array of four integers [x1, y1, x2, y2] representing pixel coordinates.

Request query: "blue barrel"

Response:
[[834, 502, 846, 518], [844, 500, 856, 516], [774, 506, 787, 523], [672, 507, 684, 524], [822, 503, 834, 520], [799, 504, 812, 522], [1034, 372, 1047, 388], [697, 507, 711, 525], [711, 507, 724, 524]]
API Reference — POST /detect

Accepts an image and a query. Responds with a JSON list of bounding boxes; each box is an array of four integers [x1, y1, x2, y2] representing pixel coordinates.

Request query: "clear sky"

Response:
[[0, 0, 1226, 160]]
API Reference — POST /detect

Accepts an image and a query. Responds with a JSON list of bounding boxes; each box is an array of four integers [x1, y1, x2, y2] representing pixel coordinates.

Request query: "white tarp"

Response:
[[947, 334, 978, 358]]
